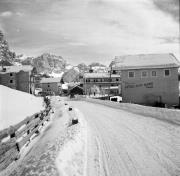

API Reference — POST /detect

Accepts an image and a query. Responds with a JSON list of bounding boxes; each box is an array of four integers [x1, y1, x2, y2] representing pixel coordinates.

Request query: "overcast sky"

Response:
[[0, 0, 179, 65]]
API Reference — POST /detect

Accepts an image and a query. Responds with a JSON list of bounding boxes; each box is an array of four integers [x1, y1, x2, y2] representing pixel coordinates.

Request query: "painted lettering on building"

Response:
[[125, 82, 153, 89]]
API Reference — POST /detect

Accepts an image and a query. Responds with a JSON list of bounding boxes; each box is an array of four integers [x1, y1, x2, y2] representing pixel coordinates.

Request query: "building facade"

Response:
[[40, 77, 61, 95], [111, 53, 180, 106], [83, 72, 121, 96], [0, 66, 35, 94]]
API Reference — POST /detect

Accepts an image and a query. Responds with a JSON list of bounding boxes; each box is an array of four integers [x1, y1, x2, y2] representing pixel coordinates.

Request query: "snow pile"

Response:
[[56, 108, 87, 176], [0, 85, 44, 130]]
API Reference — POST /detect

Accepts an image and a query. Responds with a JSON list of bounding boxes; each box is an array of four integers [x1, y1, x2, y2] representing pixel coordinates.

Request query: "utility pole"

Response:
[[119, 71, 121, 96]]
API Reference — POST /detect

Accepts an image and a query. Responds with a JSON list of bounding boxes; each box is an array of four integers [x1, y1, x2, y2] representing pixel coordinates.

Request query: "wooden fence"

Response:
[[0, 106, 51, 171]]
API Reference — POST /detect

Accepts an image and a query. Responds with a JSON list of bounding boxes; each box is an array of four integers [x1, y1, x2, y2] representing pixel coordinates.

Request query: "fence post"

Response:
[[34, 114, 40, 134], [26, 120, 30, 135], [9, 126, 15, 138], [9, 126, 20, 159]]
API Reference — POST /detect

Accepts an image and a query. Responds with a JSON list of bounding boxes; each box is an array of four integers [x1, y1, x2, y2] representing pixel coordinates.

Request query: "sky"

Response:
[[0, 0, 179, 65]]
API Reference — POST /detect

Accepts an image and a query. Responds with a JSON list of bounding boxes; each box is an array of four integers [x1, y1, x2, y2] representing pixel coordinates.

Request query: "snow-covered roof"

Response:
[[0, 65, 33, 74], [68, 82, 81, 87], [84, 73, 120, 78], [69, 84, 83, 91], [111, 53, 180, 70], [40, 77, 61, 84]]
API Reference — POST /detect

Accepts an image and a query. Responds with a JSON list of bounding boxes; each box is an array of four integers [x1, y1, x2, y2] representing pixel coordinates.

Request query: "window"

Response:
[[141, 71, 148, 78], [10, 80, 13, 83], [164, 69, 170, 77], [128, 71, 135, 78], [116, 78, 119, 81], [10, 73, 13, 77], [112, 70, 116, 74], [151, 71, 157, 77], [48, 84, 50, 87]]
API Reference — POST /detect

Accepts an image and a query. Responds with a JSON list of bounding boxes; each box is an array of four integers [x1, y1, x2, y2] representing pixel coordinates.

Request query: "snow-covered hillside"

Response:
[[49, 71, 64, 78], [0, 85, 44, 130]]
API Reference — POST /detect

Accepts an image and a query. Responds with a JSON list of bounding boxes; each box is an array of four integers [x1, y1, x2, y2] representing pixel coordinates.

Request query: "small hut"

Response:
[[69, 84, 83, 97]]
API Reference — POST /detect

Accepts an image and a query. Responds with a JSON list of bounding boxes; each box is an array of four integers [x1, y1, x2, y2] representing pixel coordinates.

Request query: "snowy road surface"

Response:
[[69, 101, 180, 176]]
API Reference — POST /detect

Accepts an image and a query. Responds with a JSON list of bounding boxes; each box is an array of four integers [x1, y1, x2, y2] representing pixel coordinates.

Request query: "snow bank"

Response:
[[83, 98, 180, 125], [0, 85, 44, 130], [56, 108, 87, 176]]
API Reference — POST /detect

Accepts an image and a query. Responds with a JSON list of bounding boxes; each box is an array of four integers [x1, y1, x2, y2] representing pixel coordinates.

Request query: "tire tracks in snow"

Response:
[[69, 101, 180, 176]]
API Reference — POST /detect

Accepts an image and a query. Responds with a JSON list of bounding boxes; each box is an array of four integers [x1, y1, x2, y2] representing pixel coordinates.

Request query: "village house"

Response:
[[83, 72, 121, 96], [68, 82, 84, 97], [0, 65, 35, 94], [34, 74, 42, 88], [110, 53, 180, 106], [40, 77, 61, 95]]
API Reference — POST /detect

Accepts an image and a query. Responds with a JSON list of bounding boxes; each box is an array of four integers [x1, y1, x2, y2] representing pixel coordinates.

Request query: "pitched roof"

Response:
[[111, 53, 180, 70], [68, 82, 81, 88], [40, 77, 61, 83], [0, 65, 33, 74], [69, 84, 83, 91], [84, 72, 120, 78]]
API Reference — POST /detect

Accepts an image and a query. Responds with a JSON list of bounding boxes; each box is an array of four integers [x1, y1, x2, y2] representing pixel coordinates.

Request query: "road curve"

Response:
[[69, 101, 180, 176]]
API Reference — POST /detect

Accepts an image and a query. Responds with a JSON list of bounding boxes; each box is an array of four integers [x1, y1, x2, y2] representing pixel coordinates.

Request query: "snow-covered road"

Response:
[[69, 101, 180, 176]]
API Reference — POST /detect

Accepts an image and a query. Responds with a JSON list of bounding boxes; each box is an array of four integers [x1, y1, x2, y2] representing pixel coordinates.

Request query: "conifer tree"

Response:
[[0, 30, 16, 66]]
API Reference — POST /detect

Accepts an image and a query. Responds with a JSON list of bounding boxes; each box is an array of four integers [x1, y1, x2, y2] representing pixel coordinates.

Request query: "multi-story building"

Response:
[[40, 77, 61, 95], [110, 53, 180, 106], [0, 65, 35, 94], [34, 74, 42, 88], [83, 72, 121, 96]]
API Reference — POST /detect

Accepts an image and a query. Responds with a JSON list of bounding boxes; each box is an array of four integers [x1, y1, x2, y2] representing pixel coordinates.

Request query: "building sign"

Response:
[[125, 82, 153, 89]]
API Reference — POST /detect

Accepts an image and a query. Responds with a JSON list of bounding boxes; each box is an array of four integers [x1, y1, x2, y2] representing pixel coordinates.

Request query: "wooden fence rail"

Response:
[[0, 106, 51, 171]]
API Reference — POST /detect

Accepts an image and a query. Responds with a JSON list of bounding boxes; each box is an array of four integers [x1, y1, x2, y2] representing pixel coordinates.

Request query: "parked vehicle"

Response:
[[110, 96, 122, 102]]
